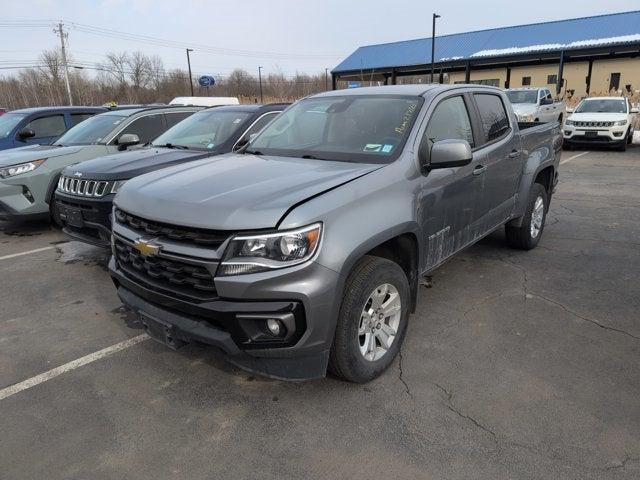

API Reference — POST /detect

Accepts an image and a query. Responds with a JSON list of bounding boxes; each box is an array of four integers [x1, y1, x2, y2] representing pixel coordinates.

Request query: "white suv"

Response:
[[563, 97, 638, 151]]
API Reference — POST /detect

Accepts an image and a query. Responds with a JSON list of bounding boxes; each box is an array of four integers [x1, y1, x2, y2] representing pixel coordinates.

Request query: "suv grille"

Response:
[[114, 238, 217, 299], [115, 209, 228, 247], [58, 175, 111, 197], [574, 121, 614, 128]]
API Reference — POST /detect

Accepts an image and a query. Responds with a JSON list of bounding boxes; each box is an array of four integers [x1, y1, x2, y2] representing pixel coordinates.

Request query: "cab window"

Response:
[[473, 94, 510, 143], [23, 115, 66, 138], [423, 96, 474, 147], [117, 114, 165, 144]]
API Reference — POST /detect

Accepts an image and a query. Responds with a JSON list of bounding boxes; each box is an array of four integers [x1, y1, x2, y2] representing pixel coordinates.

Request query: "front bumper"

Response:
[[55, 191, 114, 247], [0, 171, 50, 220], [563, 126, 628, 145], [109, 248, 341, 380]]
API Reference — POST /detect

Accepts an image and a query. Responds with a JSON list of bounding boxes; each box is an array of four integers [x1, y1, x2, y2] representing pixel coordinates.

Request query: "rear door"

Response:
[[417, 92, 485, 270], [471, 92, 523, 229]]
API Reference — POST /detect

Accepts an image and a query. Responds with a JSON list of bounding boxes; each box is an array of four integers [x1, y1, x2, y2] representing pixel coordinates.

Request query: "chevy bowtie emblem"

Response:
[[133, 238, 161, 257]]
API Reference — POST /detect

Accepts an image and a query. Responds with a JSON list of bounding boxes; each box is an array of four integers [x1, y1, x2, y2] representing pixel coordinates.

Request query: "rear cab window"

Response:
[[473, 94, 511, 143]]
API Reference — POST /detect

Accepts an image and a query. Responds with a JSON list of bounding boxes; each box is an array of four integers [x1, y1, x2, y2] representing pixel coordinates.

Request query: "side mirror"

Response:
[[17, 128, 35, 140], [117, 133, 140, 150], [421, 139, 473, 170]]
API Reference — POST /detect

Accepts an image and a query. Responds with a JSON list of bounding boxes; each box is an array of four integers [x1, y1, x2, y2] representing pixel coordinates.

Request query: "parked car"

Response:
[[56, 103, 288, 247], [0, 106, 200, 223], [0, 106, 107, 151], [109, 85, 561, 382], [0, 108, 6, 116], [169, 97, 240, 107], [506, 88, 565, 123], [563, 96, 638, 151]]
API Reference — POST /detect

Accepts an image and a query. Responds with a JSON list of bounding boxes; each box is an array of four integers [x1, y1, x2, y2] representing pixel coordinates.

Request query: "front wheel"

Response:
[[329, 256, 410, 383], [505, 183, 548, 250]]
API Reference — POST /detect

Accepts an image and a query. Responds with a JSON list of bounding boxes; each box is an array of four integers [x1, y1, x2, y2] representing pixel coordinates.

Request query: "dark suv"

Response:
[[56, 104, 287, 247]]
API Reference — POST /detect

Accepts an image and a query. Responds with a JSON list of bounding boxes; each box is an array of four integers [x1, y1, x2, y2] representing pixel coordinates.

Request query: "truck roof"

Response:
[[314, 84, 505, 98]]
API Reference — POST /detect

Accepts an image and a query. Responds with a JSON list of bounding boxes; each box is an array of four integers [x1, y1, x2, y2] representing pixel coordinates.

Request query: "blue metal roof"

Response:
[[333, 10, 640, 73]]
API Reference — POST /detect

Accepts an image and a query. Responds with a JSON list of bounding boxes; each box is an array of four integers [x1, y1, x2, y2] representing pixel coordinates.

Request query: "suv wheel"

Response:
[[329, 255, 410, 383], [505, 183, 548, 250]]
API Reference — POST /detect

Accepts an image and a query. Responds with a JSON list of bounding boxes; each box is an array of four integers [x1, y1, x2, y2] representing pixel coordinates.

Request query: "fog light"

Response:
[[613, 132, 623, 137], [22, 186, 35, 203], [267, 319, 281, 336]]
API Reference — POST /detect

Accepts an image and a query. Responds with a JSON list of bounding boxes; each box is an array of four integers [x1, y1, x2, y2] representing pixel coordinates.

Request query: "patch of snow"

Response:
[[439, 56, 463, 61], [471, 33, 640, 58]]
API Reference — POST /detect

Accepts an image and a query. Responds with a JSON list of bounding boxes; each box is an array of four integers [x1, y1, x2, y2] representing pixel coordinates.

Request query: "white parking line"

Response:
[[560, 151, 590, 165], [0, 334, 150, 401], [0, 246, 55, 261]]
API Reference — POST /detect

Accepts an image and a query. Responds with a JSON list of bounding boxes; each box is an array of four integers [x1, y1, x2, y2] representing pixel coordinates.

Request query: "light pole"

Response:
[[258, 66, 263, 103], [431, 13, 441, 83], [186, 48, 194, 96], [325, 68, 329, 91]]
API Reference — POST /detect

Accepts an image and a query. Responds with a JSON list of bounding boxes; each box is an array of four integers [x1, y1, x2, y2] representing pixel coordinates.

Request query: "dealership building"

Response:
[[331, 11, 640, 100]]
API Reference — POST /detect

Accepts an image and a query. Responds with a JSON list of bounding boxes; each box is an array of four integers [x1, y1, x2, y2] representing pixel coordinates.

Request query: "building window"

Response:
[[522, 76, 531, 86], [609, 73, 621, 92], [547, 75, 558, 85]]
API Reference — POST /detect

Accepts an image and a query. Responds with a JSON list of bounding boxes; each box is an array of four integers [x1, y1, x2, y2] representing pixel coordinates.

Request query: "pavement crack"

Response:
[[446, 403, 496, 438], [397, 348, 412, 399], [527, 292, 640, 341], [605, 456, 640, 471]]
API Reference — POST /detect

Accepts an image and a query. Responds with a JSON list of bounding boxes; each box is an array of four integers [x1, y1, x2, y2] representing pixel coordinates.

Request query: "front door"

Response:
[[418, 93, 485, 271]]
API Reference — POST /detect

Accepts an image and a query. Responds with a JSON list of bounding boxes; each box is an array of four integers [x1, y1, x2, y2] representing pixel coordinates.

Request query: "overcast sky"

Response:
[[1, 0, 638, 79]]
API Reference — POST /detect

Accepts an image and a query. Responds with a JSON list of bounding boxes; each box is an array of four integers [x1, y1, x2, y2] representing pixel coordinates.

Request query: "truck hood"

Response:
[[115, 153, 382, 230], [64, 147, 211, 181], [0, 144, 84, 168], [567, 112, 627, 122], [511, 104, 537, 116]]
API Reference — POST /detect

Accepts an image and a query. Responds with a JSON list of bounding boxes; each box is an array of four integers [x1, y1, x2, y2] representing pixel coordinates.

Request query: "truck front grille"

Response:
[[114, 238, 218, 300], [114, 209, 229, 247], [58, 175, 111, 197]]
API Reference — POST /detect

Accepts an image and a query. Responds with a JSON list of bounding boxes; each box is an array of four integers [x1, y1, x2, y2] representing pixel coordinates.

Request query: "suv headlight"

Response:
[[565, 119, 574, 126], [111, 180, 128, 194], [0, 159, 46, 179], [219, 223, 322, 276], [614, 119, 628, 126]]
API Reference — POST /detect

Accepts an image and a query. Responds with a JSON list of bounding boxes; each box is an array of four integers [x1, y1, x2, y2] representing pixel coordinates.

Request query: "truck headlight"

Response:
[[219, 223, 322, 276], [614, 119, 628, 126], [111, 180, 128, 194], [0, 159, 46, 179]]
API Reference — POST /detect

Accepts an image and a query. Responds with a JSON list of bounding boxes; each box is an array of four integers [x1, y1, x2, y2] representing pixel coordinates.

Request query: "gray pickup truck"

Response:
[[109, 85, 562, 383]]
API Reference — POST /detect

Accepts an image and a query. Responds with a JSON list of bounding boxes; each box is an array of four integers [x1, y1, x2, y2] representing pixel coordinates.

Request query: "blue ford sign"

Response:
[[347, 82, 362, 89], [198, 75, 215, 87]]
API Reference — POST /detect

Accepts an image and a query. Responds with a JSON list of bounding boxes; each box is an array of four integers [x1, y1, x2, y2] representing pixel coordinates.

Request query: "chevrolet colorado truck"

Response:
[[55, 104, 287, 247], [506, 88, 565, 124], [109, 85, 562, 383]]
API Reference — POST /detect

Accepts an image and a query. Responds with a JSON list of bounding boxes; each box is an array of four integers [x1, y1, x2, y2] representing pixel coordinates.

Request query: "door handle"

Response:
[[473, 165, 487, 175], [509, 150, 521, 158]]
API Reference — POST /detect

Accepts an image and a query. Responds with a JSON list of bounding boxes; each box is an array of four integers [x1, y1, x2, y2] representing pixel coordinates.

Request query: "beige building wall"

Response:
[[443, 58, 639, 101]]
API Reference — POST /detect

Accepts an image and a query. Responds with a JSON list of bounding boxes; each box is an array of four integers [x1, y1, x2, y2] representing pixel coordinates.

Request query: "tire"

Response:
[[627, 129, 633, 145], [616, 139, 627, 152], [505, 183, 548, 250], [562, 141, 572, 151], [558, 113, 563, 124], [49, 189, 63, 228], [329, 255, 410, 383]]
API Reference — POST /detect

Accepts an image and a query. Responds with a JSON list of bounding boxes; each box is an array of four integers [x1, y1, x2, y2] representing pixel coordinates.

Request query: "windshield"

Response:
[[575, 99, 627, 114], [506, 91, 539, 104], [152, 110, 251, 150], [248, 95, 423, 163], [0, 113, 27, 139], [55, 114, 127, 145]]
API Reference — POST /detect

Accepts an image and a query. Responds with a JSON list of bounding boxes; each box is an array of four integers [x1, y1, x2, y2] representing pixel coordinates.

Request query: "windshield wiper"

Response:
[[301, 154, 323, 160], [244, 149, 263, 155], [157, 143, 189, 150]]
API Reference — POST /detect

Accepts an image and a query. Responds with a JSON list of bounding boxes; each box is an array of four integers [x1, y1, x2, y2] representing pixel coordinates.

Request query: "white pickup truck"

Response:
[[506, 88, 565, 124]]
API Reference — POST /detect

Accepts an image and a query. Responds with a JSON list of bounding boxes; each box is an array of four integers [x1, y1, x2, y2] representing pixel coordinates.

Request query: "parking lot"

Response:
[[1, 146, 639, 479]]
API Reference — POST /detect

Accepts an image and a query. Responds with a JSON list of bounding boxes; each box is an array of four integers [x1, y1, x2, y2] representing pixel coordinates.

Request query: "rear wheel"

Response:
[[505, 183, 548, 250], [329, 256, 410, 383]]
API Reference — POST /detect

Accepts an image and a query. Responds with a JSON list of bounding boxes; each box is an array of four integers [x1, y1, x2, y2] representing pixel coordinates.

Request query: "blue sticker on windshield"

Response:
[[382, 144, 394, 153]]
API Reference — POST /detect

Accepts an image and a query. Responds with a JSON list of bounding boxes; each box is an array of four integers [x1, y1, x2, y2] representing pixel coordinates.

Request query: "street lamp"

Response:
[[186, 48, 194, 96], [325, 68, 329, 91], [258, 66, 263, 103], [431, 13, 441, 83]]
